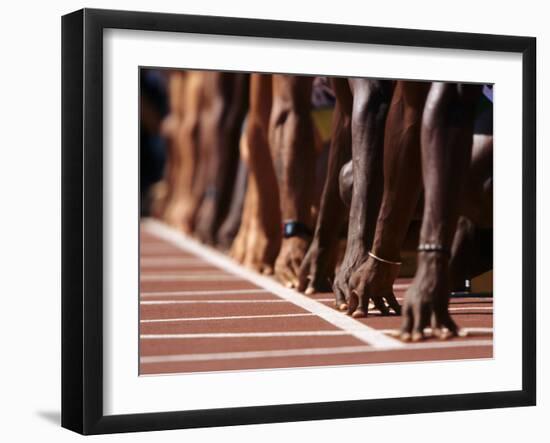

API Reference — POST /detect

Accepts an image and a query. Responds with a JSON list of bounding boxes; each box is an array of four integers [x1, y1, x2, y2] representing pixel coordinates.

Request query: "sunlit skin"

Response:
[[320, 78, 396, 311], [344, 81, 429, 318], [158, 71, 205, 233], [230, 74, 282, 274], [268, 75, 317, 288], [153, 73, 491, 343]]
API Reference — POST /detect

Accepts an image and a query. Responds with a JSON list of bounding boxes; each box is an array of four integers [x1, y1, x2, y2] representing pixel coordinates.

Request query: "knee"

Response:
[[271, 77, 313, 127], [246, 113, 265, 140], [424, 83, 481, 130], [271, 96, 311, 129], [339, 160, 353, 207], [352, 81, 393, 125]]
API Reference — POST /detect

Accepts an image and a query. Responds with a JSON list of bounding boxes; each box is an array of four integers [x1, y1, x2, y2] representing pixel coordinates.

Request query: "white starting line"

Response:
[[140, 298, 334, 305], [140, 313, 316, 323], [141, 331, 353, 339], [141, 289, 271, 297], [140, 257, 206, 266], [140, 339, 494, 365], [140, 326, 493, 339], [140, 299, 492, 312], [141, 273, 241, 282]]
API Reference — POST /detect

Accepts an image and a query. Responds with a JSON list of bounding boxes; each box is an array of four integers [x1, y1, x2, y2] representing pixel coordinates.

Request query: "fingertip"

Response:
[[351, 308, 366, 318], [440, 328, 453, 340], [443, 319, 459, 337], [296, 278, 306, 292], [338, 303, 348, 311], [305, 286, 315, 295], [411, 331, 424, 342]]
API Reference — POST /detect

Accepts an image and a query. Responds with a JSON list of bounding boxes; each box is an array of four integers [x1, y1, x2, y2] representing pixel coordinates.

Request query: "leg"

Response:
[[401, 82, 482, 341], [216, 158, 248, 249], [150, 70, 185, 218], [450, 133, 493, 289], [162, 71, 204, 233], [229, 133, 254, 264], [231, 74, 282, 273], [194, 72, 249, 244]]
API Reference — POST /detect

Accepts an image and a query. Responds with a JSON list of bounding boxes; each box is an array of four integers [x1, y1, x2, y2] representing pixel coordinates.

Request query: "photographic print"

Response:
[[62, 9, 535, 433], [139, 69, 494, 376]]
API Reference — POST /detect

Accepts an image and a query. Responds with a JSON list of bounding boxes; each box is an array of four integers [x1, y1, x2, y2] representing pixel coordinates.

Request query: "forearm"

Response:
[[371, 81, 428, 261], [279, 113, 315, 224], [419, 83, 479, 249], [345, 85, 389, 253], [313, 104, 351, 247]]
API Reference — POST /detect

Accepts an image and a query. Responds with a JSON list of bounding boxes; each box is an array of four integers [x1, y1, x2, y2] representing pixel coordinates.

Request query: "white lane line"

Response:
[[449, 307, 493, 312], [365, 304, 493, 313], [140, 313, 316, 323], [141, 274, 240, 282], [143, 219, 404, 349], [141, 263, 219, 270], [141, 299, 334, 305], [140, 246, 183, 253], [141, 289, 270, 297], [141, 328, 493, 339], [140, 257, 205, 266], [448, 299, 494, 303], [141, 331, 351, 339], [382, 298, 492, 304], [392, 284, 410, 291], [140, 339, 493, 364], [380, 327, 493, 337]]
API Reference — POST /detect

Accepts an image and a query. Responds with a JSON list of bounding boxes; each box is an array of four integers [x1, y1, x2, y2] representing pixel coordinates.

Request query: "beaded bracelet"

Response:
[[417, 243, 451, 257]]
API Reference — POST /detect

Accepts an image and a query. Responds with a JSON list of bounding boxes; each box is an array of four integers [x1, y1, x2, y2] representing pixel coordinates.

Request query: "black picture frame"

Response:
[[61, 8, 536, 435]]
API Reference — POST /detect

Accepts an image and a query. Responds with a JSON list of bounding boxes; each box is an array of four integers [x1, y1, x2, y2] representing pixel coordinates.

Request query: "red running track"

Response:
[[139, 220, 493, 375]]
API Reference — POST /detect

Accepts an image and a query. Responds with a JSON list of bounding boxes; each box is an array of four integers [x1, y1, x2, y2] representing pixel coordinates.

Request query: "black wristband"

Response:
[[282, 221, 313, 239]]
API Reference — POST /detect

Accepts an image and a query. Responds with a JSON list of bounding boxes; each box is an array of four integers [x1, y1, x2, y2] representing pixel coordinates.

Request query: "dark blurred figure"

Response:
[[140, 69, 169, 215]]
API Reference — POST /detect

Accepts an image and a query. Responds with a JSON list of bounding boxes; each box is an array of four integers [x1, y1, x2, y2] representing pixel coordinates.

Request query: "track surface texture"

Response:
[[140, 219, 493, 375]]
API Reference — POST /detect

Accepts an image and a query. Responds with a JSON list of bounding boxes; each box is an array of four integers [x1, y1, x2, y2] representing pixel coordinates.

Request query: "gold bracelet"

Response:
[[368, 251, 402, 266]]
